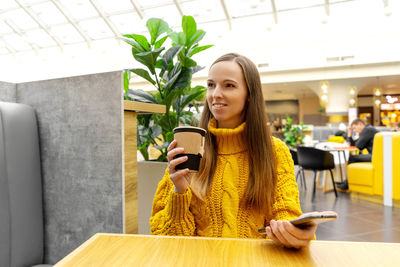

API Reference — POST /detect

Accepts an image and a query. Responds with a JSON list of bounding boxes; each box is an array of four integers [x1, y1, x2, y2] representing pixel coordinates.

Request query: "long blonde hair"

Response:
[[191, 53, 277, 216]]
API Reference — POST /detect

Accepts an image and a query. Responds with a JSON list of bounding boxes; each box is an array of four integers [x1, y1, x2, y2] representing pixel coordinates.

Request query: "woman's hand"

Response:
[[167, 140, 192, 194], [265, 219, 317, 249]]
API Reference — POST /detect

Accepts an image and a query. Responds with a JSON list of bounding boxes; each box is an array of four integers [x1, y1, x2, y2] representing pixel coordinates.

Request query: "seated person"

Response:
[[336, 118, 379, 190], [334, 123, 347, 139], [150, 53, 316, 248]]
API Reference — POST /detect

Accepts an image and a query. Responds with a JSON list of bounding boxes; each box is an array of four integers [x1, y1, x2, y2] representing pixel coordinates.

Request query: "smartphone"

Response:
[[258, 211, 338, 233]]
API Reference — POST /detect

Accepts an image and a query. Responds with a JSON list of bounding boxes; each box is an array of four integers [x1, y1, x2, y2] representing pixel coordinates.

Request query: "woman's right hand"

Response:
[[167, 140, 191, 194]]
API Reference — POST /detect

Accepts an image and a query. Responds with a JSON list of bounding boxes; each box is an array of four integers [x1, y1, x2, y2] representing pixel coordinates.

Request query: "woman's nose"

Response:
[[212, 85, 223, 98]]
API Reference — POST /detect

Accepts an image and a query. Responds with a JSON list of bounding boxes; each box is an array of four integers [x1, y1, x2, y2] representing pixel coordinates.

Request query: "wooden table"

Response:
[[323, 146, 358, 182], [55, 233, 400, 266]]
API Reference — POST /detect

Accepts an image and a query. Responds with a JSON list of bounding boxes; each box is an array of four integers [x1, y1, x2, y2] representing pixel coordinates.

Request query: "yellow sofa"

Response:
[[348, 132, 400, 200]]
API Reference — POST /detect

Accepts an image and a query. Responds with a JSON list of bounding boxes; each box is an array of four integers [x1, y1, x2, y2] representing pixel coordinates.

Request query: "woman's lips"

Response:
[[212, 103, 227, 110]]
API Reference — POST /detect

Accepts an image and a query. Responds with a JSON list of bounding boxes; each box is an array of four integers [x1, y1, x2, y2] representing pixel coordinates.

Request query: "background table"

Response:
[[55, 233, 400, 266]]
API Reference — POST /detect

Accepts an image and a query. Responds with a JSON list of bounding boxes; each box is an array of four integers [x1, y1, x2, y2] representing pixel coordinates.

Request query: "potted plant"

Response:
[[122, 15, 213, 162], [283, 115, 307, 148]]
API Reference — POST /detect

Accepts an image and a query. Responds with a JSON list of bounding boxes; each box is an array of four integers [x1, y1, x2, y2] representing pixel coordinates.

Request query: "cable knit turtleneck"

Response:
[[150, 119, 302, 239]]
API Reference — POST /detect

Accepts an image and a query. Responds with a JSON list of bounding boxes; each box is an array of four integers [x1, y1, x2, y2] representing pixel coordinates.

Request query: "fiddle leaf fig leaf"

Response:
[[146, 18, 170, 45], [188, 44, 213, 57], [169, 32, 186, 46], [161, 45, 182, 77], [133, 47, 165, 74], [187, 29, 205, 49], [123, 34, 150, 51], [129, 68, 155, 85], [182, 15, 196, 45], [154, 35, 168, 49], [127, 89, 159, 104], [121, 37, 146, 53]]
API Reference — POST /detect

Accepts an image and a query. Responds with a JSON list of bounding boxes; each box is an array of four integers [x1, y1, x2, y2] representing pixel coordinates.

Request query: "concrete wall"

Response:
[[0, 81, 16, 102], [15, 71, 123, 263]]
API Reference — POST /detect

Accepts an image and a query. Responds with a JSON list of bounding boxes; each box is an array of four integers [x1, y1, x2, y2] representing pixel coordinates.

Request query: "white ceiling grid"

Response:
[[0, 0, 399, 83]]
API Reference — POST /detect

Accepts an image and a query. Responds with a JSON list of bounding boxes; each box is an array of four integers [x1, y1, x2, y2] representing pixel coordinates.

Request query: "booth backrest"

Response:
[[370, 132, 400, 199], [393, 133, 400, 200], [0, 102, 44, 266], [371, 133, 383, 195]]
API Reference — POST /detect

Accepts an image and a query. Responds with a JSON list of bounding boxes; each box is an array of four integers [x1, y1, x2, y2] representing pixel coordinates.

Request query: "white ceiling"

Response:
[[0, 0, 400, 100]]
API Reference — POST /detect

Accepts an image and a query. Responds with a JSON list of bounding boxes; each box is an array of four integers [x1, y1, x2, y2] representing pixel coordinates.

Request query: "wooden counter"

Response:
[[124, 100, 165, 234], [55, 233, 400, 266]]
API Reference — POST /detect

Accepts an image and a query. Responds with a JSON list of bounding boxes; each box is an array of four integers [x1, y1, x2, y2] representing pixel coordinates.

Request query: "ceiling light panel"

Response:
[[232, 15, 274, 32], [50, 24, 84, 44], [229, 0, 272, 18], [2, 33, 33, 50], [79, 18, 115, 39], [278, 6, 322, 25], [330, 0, 382, 21], [0, 0, 18, 10], [0, 20, 13, 34], [135, 0, 172, 9], [276, 0, 323, 11], [18, 0, 48, 4], [1, 9, 38, 30], [30, 2, 68, 25], [144, 5, 181, 28], [59, 0, 99, 20], [0, 47, 9, 54], [24, 28, 56, 47], [109, 12, 147, 35], [96, 0, 134, 14], [180, 0, 226, 24]]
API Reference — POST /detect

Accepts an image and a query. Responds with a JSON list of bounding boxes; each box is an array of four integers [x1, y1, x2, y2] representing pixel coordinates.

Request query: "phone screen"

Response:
[[258, 211, 338, 233]]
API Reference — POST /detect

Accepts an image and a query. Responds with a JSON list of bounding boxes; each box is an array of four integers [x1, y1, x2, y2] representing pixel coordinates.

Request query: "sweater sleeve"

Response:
[[271, 138, 302, 221], [149, 168, 196, 236]]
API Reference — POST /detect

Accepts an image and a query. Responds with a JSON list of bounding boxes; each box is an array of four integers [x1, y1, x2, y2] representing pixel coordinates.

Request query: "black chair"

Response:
[[296, 146, 338, 201], [289, 149, 306, 191]]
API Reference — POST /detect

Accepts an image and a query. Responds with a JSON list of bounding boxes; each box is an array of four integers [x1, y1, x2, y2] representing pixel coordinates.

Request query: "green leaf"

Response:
[[178, 53, 197, 67], [164, 68, 181, 91], [146, 18, 170, 45], [123, 71, 131, 93], [121, 37, 146, 53], [161, 45, 182, 76], [123, 34, 150, 51], [182, 15, 196, 45], [150, 125, 162, 140], [155, 59, 163, 69], [188, 44, 213, 57], [173, 87, 204, 112], [127, 89, 159, 104], [154, 35, 168, 49], [190, 65, 204, 74], [171, 67, 192, 91], [169, 32, 186, 46], [181, 87, 205, 108], [133, 47, 165, 74], [129, 68, 155, 85], [187, 30, 205, 49]]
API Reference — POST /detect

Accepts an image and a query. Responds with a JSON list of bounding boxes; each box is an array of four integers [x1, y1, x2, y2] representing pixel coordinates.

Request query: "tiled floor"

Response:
[[298, 169, 400, 243]]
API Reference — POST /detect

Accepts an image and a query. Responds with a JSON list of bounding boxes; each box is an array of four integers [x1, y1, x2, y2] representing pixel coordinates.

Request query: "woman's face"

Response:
[[206, 61, 248, 129]]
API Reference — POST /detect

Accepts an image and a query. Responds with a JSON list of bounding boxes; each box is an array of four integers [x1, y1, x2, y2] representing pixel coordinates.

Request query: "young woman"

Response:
[[150, 53, 316, 248]]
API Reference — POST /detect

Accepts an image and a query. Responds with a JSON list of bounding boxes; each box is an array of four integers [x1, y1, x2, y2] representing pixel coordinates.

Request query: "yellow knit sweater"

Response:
[[150, 119, 302, 238]]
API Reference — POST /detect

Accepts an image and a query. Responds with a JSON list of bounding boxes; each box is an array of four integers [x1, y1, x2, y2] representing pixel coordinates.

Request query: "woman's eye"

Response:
[[207, 83, 215, 88], [226, 83, 235, 88]]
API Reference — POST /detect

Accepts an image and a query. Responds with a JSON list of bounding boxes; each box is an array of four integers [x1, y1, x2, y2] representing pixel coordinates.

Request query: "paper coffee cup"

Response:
[[173, 126, 207, 172]]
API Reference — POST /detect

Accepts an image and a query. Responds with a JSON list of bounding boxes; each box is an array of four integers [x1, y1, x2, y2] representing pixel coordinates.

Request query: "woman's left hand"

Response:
[[265, 219, 317, 249]]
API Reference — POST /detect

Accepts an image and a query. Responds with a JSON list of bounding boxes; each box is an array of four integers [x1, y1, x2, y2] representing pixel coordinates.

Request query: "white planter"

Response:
[[137, 161, 168, 234]]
